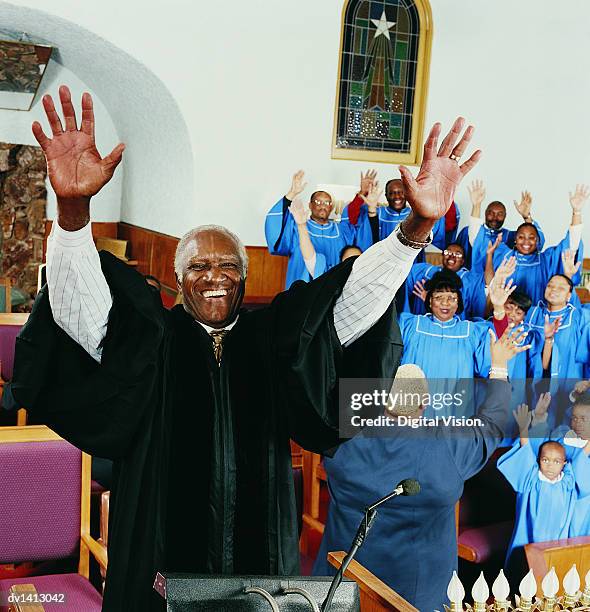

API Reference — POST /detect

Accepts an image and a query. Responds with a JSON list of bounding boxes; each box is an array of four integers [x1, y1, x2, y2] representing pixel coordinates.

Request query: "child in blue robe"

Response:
[[491, 188, 586, 304], [402, 243, 486, 319], [265, 182, 354, 288], [498, 438, 590, 578], [498, 405, 590, 581]]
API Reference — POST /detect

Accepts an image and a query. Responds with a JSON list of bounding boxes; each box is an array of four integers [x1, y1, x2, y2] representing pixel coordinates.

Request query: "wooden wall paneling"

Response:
[[244, 247, 266, 299], [117, 223, 154, 276], [261, 250, 288, 297], [150, 234, 179, 290]]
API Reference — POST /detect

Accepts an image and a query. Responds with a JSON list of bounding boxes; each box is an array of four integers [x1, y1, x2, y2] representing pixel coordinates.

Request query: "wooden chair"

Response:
[[525, 536, 590, 596], [0, 426, 106, 611], [328, 551, 419, 611], [95, 237, 129, 261]]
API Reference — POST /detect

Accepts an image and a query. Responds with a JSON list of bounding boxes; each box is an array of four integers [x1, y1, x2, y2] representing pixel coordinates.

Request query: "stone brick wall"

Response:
[[0, 142, 46, 311]]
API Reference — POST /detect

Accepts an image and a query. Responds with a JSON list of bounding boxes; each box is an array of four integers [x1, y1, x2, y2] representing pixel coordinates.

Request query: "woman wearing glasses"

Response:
[[402, 242, 487, 319], [398, 271, 492, 418]]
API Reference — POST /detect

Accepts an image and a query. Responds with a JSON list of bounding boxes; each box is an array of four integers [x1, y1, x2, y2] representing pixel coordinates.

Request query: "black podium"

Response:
[[153, 573, 360, 611]]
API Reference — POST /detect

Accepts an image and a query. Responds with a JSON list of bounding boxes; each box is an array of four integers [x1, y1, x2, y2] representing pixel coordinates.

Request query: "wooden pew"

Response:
[[525, 536, 590, 595]]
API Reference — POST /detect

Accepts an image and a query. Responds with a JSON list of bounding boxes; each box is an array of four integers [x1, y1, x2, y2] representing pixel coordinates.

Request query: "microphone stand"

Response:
[[320, 506, 378, 612]]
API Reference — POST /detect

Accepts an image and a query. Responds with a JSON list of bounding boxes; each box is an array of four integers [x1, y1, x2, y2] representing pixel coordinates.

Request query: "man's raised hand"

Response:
[[359, 169, 377, 197], [32, 86, 124, 203], [569, 184, 590, 213], [514, 191, 533, 221], [467, 179, 486, 209], [286, 170, 307, 201], [360, 181, 382, 213], [399, 118, 481, 223], [289, 198, 308, 225]]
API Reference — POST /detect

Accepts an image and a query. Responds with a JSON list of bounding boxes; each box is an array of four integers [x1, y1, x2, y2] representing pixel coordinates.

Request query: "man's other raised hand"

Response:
[[32, 85, 125, 230]]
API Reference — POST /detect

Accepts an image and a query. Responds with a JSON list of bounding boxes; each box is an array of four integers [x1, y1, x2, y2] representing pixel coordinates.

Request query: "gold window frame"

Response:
[[331, 0, 433, 166]]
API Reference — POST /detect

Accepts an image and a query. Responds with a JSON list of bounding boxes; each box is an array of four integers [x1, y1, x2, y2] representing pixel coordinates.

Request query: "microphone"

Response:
[[321, 479, 421, 612], [366, 478, 420, 512]]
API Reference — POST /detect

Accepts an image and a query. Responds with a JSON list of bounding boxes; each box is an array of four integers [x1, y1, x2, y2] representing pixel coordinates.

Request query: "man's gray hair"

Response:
[[174, 224, 249, 280]]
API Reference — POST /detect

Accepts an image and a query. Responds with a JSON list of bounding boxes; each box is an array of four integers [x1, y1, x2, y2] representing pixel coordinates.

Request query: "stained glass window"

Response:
[[332, 0, 432, 165]]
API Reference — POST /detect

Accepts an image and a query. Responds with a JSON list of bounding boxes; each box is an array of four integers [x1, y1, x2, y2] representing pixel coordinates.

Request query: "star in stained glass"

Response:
[[371, 10, 396, 40]]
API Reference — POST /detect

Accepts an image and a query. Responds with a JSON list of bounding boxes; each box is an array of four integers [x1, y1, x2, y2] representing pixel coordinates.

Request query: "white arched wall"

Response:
[[0, 1, 193, 236]]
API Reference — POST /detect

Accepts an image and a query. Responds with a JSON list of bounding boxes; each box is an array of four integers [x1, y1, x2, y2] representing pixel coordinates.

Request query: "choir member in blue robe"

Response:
[[342, 178, 456, 256], [398, 273, 491, 419], [491, 188, 587, 304], [498, 408, 590, 581], [313, 329, 525, 612], [487, 283, 544, 444], [527, 275, 590, 382], [456, 182, 545, 272], [399, 273, 491, 381], [402, 243, 486, 318], [265, 171, 354, 288]]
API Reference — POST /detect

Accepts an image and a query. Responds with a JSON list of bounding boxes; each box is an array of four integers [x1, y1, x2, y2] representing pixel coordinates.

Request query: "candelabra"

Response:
[[443, 565, 590, 611]]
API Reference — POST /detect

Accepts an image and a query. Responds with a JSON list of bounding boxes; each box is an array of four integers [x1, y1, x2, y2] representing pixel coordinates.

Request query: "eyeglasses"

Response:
[[443, 250, 464, 259], [312, 200, 332, 207], [539, 457, 565, 466], [572, 416, 589, 424], [431, 294, 459, 304]]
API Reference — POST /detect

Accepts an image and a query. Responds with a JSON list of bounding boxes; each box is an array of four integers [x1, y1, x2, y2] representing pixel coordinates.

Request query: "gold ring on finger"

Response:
[[450, 154, 461, 161]]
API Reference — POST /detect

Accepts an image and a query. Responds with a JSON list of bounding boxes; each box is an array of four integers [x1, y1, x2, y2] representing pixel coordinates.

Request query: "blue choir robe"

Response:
[[399, 313, 491, 379], [497, 442, 590, 571], [342, 203, 457, 255], [492, 231, 584, 305], [312, 381, 511, 612], [485, 321, 543, 444], [398, 313, 491, 418], [527, 303, 590, 431], [456, 221, 545, 273], [527, 302, 589, 381], [265, 198, 355, 288], [577, 307, 590, 377], [401, 263, 487, 319]]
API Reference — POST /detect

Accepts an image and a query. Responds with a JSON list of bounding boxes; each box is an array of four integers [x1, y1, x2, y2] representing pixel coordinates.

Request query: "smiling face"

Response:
[[544, 275, 572, 310], [309, 191, 333, 224], [514, 225, 539, 255], [429, 290, 459, 322], [504, 299, 526, 325], [385, 179, 406, 212], [442, 245, 465, 273], [538, 442, 566, 481], [176, 229, 245, 328], [485, 202, 506, 230]]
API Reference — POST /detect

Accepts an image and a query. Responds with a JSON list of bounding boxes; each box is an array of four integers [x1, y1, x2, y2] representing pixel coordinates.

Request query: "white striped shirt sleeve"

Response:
[[46, 221, 112, 363], [334, 232, 420, 347]]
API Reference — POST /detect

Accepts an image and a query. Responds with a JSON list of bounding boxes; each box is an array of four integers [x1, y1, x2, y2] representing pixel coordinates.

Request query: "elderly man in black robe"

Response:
[[6, 86, 481, 611]]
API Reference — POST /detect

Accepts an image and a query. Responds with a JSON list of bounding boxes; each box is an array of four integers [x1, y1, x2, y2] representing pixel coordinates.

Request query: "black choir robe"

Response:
[[7, 252, 403, 612]]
